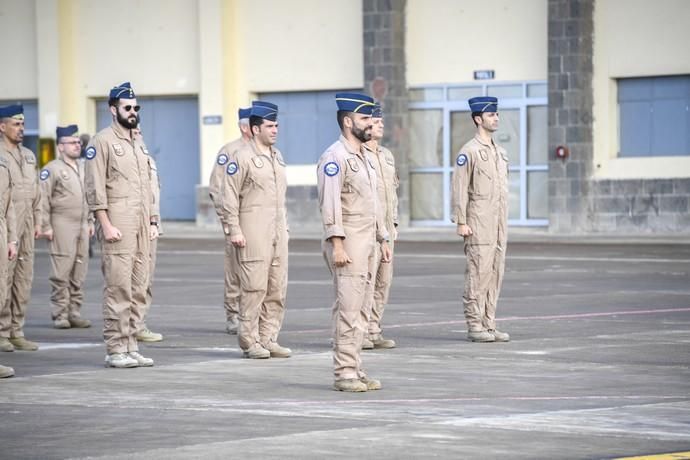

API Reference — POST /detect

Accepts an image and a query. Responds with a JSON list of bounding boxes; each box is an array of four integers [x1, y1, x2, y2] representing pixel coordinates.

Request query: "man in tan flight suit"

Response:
[[363, 103, 399, 350], [208, 107, 251, 335], [0, 126, 18, 374], [39, 124, 94, 329], [223, 101, 290, 359], [85, 82, 155, 368], [131, 125, 162, 343], [317, 92, 391, 392], [451, 96, 510, 343], [0, 103, 41, 352]]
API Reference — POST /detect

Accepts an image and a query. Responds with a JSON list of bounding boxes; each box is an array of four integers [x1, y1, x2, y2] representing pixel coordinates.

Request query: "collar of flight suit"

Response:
[[249, 137, 276, 159], [474, 133, 497, 149], [338, 134, 365, 159], [362, 141, 382, 156], [58, 156, 81, 175], [110, 121, 135, 144]]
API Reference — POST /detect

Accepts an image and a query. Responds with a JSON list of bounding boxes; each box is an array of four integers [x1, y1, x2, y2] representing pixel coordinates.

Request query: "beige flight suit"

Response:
[[39, 158, 92, 322], [317, 135, 388, 380], [85, 122, 152, 354], [364, 143, 399, 339], [132, 152, 161, 332], [0, 143, 40, 339], [0, 158, 17, 321], [451, 134, 509, 332], [208, 137, 246, 323], [222, 140, 288, 351]]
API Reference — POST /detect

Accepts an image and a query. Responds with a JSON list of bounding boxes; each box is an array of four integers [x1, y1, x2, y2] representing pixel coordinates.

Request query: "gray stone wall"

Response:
[[363, 0, 410, 226], [547, 0, 595, 233]]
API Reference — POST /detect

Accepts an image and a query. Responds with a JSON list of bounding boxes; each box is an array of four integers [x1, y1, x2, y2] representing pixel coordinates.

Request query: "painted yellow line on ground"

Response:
[[613, 452, 690, 460]]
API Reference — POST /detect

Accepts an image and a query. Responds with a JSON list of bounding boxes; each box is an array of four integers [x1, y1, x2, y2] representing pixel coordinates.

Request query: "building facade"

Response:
[[1, 0, 688, 233]]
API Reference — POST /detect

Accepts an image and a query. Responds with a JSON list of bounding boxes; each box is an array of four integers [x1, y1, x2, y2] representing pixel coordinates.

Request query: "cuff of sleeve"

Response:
[[323, 225, 346, 241], [228, 224, 242, 237], [89, 205, 108, 212]]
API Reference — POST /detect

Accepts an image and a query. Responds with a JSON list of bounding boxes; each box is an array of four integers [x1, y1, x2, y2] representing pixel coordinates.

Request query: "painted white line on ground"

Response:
[[36, 343, 101, 350], [155, 249, 690, 264]]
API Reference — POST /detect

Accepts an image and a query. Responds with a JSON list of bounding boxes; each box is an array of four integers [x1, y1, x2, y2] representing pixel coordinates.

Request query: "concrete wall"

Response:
[[0, 0, 38, 99], [407, 0, 547, 85], [592, 0, 690, 180]]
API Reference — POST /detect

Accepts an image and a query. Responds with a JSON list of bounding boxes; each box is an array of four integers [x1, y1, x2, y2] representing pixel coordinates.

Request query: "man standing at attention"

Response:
[[363, 102, 399, 350], [223, 101, 290, 359], [85, 82, 155, 368], [209, 107, 251, 335], [0, 103, 41, 352], [317, 93, 391, 392], [39, 124, 94, 329], [451, 96, 510, 343], [0, 136, 17, 374]]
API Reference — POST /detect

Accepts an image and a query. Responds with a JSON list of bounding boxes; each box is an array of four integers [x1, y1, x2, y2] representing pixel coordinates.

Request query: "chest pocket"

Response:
[[472, 151, 493, 198]]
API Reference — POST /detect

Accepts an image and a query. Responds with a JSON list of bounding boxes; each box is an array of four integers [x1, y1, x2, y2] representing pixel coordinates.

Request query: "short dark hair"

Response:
[[336, 110, 349, 130], [249, 115, 264, 134], [471, 111, 483, 127], [108, 97, 120, 107]]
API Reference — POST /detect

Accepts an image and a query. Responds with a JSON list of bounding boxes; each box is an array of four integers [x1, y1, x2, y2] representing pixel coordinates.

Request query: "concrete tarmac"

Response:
[[1, 237, 689, 459]]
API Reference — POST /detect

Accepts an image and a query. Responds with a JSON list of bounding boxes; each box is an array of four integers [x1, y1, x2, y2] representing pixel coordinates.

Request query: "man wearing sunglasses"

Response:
[[0, 103, 40, 352], [84, 82, 156, 369], [38, 125, 94, 330]]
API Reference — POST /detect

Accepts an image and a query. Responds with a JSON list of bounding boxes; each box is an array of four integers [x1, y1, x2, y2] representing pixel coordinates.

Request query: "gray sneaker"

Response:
[[371, 335, 396, 349], [226, 317, 239, 335], [54, 318, 71, 329], [9, 337, 39, 351], [128, 351, 154, 367], [243, 344, 270, 359], [136, 328, 163, 342], [467, 330, 495, 342], [360, 375, 382, 390], [0, 337, 14, 352], [488, 329, 510, 342], [68, 316, 91, 328], [105, 353, 139, 368], [333, 378, 368, 392], [0, 364, 14, 378], [264, 342, 291, 358]]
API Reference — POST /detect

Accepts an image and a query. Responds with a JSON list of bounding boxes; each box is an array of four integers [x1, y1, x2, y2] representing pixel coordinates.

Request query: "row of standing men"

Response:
[[0, 85, 511, 392]]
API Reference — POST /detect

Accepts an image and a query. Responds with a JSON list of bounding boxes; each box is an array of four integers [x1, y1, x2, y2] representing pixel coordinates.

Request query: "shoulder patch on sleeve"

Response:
[[324, 161, 339, 177], [217, 153, 228, 166], [39, 169, 50, 181], [85, 146, 97, 160], [226, 161, 238, 175], [456, 153, 468, 167]]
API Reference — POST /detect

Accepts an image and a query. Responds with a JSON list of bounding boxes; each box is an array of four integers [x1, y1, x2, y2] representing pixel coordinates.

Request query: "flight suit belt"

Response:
[[49, 209, 88, 222]]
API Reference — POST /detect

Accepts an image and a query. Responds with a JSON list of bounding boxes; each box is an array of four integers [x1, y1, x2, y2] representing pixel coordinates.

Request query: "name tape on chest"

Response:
[[85, 146, 97, 160], [217, 153, 228, 166], [252, 156, 264, 168], [456, 153, 468, 167], [226, 161, 239, 175], [346, 158, 360, 172], [39, 169, 50, 181], [324, 161, 339, 177]]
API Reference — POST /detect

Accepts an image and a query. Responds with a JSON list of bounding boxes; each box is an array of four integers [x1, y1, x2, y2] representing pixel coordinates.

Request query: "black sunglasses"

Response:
[[122, 105, 141, 113]]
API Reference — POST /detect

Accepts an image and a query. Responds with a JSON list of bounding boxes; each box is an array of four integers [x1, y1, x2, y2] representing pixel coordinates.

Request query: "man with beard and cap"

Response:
[[131, 124, 162, 343], [208, 107, 251, 335], [451, 96, 510, 343], [84, 82, 156, 368], [317, 92, 392, 392], [362, 102, 399, 350], [222, 101, 290, 359], [0, 113, 17, 373], [39, 124, 94, 329], [0, 103, 41, 352]]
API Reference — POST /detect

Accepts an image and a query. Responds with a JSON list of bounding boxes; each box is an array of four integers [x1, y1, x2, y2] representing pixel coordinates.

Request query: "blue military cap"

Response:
[[335, 92, 375, 114], [56, 124, 79, 140], [109, 81, 136, 100], [372, 102, 383, 118], [250, 101, 278, 121], [0, 103, 24, 119], [468, 96, 498, 113], [238, 107, 252, 120]]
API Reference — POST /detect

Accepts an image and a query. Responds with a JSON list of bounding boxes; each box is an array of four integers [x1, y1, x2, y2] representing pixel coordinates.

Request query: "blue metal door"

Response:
[[96, 96, 199, 220]]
